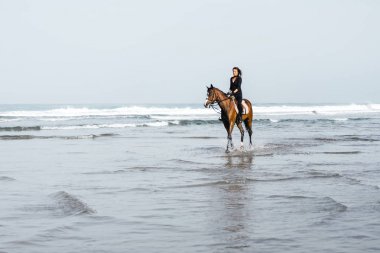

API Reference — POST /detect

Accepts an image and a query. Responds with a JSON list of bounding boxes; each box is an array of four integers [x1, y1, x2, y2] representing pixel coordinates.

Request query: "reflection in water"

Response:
[[210, 152, 255, 250], [224, 151, 254, 170]]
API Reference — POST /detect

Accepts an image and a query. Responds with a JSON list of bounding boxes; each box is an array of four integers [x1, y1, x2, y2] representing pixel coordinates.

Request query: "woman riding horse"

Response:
[[228, 67, 243, 123], [204, 82, 253, 153]]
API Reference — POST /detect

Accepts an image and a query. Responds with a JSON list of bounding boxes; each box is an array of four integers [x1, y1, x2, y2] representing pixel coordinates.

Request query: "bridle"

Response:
[[206, 88, 231, 115]]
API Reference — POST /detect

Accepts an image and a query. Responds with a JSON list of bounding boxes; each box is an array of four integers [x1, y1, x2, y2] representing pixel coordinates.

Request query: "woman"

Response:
[[228, 67, 243, 123]]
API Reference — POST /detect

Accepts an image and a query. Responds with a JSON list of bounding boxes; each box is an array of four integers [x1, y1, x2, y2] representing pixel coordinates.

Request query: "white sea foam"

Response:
[[143, 121, 169, 127], [43, 124, 136, 130], [1, 104, 380, 119], [150, 115, 214, 121], [0, 106, 214, 118], [43, 125, 107, 130], [38, 117, 77, 122], [42, 121, 180, 130], [252, 104, 380, 116], [0, 118, 21, 123]]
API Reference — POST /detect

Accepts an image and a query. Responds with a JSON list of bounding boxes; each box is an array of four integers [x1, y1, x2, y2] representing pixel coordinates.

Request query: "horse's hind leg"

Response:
[[244, 119, 253, 148], [237, 122, 245, 150]]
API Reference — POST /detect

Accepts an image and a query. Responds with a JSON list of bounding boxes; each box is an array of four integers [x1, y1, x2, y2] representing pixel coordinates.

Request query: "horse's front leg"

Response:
[[229, 134, 234, 150], [228, 121, 235, 151], [226, 134, 232, 153], [225, 124, 234, 153]]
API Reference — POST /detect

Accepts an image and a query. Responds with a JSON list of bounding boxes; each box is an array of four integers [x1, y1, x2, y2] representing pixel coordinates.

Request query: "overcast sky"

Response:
[[0, 0, 379, 104]]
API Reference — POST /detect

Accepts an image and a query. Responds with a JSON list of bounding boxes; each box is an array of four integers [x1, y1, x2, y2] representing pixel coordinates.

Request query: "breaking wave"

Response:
[[0, 106, 213, 118], [0, 126, 42, 131], [0, 133, 117, 140], [1, 104, 379, 134], [2, 118, 379, 133], [1, 104, 379, 118]]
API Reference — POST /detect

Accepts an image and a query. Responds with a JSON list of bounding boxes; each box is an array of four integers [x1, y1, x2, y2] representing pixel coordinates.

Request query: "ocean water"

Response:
[[1, 103, 380, 253]]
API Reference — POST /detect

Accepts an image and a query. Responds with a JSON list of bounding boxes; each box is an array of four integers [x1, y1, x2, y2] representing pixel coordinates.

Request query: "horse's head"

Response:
[[204, 84, 218, 108]]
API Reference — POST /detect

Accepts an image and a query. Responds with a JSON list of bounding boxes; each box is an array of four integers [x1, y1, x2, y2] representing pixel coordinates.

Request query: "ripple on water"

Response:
[[49, 191, 96, 216], [0, 176, 16, 181], [21, 191, 95, 217], [267, 194, 348, 214]]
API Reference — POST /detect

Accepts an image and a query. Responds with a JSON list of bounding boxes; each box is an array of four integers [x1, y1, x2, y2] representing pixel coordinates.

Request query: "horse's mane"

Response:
[[211, 87, 227, 97]]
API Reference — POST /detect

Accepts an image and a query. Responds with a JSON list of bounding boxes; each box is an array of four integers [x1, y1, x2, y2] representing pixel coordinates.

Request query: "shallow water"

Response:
[[1, 104, 380, 252]]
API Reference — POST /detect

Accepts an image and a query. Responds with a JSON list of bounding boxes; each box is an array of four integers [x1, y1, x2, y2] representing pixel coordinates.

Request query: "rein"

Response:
[[210, 102, 221, 114], [217, 97, 230, 104], [210, 95, 231, 114]]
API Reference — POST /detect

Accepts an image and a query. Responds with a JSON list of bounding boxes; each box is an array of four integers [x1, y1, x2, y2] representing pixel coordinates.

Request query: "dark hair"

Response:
[[232, 67, 242, 76]]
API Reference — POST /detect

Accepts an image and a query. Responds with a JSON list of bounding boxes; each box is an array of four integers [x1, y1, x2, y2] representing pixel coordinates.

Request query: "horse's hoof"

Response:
[[225, 149, 230, 153], [240, 146, 244, 151]]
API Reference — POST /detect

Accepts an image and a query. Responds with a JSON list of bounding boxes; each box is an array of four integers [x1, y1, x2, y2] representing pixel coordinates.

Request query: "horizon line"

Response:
[[0, 102, 379, 106]]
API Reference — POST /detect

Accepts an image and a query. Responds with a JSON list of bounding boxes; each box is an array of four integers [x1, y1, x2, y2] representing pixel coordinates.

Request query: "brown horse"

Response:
[[204, 84, 253, 153]]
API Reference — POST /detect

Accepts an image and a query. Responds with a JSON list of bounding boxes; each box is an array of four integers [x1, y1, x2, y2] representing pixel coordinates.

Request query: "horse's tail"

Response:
[[242, 99, 253, 132], [242, 99, 254, 145]]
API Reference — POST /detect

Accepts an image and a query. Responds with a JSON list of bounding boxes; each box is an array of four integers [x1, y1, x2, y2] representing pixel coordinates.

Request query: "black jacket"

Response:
[[230, 76, 242, 96]]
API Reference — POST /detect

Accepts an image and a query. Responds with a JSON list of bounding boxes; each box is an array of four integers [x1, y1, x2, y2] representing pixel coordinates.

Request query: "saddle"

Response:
[[231, 97, 249, 115]]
